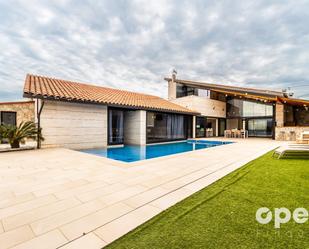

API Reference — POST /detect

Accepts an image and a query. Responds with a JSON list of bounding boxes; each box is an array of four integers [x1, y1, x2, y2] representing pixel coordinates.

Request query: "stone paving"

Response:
[[0, 138, 284, 248]]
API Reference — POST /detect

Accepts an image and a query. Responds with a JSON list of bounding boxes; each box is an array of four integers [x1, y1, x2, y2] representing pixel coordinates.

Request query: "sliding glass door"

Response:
[[247, 118, 273, 137], [108, 108, 124, 145], [146, 111, 192, 143], [196, 116, 206, 138], [218, 118, 226, 136]]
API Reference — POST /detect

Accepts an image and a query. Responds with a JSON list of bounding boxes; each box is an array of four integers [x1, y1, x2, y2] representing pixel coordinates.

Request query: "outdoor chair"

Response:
[[224, 130, 232, 138], [272, 144, 309, 159]]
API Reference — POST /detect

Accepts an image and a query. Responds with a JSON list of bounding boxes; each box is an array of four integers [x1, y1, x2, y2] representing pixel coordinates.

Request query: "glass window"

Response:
[[176, 84, 198, 98], [227, 98, 273, 117], [1, 112, 16, 126], [146, 111, 191, 143], [196, 116, 206, 138], [108, 109, 124, 145], [247, 118, 273, 137], [284, 105, 309, 126], [294, 107, 309, 126], [198, 89, 210, 98]]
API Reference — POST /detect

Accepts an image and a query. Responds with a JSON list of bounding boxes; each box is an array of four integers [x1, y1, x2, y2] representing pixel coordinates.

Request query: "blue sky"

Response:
[[0, 0, 309, 101]]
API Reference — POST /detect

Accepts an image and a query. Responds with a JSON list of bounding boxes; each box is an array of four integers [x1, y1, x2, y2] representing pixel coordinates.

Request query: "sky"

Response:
[[0, 0, 309, 101]]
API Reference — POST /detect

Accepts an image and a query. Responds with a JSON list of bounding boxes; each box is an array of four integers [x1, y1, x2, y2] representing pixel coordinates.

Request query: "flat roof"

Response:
[[165, 77, 284, 98], [23, 74, 199, 115]]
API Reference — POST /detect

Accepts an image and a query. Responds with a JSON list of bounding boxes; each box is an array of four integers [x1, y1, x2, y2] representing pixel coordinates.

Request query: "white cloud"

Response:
[[0, 0, 308, 101]]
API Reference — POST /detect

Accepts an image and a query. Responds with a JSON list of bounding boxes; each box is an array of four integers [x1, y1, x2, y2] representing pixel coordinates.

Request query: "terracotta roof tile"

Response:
[[23, 74, 198, 115]]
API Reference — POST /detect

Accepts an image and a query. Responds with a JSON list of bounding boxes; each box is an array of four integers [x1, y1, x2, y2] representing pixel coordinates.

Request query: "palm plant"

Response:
[[0, 121, 44, 149]]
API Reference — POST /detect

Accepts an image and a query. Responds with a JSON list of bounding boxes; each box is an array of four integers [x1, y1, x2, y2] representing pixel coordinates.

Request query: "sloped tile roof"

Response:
[[23, 74, 198, 115]]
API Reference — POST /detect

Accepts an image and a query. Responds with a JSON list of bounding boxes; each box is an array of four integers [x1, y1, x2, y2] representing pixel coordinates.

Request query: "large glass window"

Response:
[[176, 84, 198, 98], [284, 105, 309, 126], [227, 98, 273, 118], [1, 112, 16, 126], [108, 108, 124, 145], [146, 111, 192, 143], [248, 118, 273, 137]]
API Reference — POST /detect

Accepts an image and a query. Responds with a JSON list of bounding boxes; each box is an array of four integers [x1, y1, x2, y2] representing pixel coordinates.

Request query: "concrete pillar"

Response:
[[215, 118, 219, 136], [124, 110, 146, 145], [192, 116, 196, 138]]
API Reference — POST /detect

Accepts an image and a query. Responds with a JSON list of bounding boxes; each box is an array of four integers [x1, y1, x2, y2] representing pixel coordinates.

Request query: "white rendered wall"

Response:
[[40, 100, 107, 149], [124, 110, 146, 145]]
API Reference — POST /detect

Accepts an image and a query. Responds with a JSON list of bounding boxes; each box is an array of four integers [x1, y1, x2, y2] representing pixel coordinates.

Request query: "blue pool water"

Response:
[[80, 140, 232, 163]]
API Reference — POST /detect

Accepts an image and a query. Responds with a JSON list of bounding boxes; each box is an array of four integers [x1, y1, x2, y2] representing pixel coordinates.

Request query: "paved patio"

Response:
[[0, 138, 283, 249]]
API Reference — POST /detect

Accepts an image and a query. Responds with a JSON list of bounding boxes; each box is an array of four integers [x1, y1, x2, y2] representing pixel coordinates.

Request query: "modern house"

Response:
[[18, 73, 309, 149], [166, 75, 309, 140], [23, 74, 198, 149]]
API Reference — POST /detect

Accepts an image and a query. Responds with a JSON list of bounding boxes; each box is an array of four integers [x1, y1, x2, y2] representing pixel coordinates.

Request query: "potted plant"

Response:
[[0, 121, 44, 149]]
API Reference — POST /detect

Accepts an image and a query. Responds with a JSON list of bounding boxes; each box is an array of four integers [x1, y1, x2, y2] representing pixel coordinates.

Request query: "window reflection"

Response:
[[227, 98, 273, 117], [146, 111, 192, 143]]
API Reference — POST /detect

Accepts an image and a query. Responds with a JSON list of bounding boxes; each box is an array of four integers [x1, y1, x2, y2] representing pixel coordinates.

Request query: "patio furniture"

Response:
[[240, 129, 248, 139], [272, 144, 309, 159], [224, 130, 232, 138], [235, 130, 241, 138], [231, 129, 238, 138], [206, 128, 213, 137]]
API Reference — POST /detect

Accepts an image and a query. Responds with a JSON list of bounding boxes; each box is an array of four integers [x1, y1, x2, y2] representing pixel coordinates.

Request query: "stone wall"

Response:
[[40, 100, 108, 149], [275, 103, 284, 127], [275, 126, 309, 141], [124, 110, 146, 145], [171, 95, 226, 118], [0, 101, 35, 125]]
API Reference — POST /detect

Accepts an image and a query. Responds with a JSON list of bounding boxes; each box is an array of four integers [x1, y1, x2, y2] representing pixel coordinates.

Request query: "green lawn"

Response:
[[106, 152, 309, 249]]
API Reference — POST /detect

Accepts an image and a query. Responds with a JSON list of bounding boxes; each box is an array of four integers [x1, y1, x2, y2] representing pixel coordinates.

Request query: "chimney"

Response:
[[168, 69, 177, 100], [172, 69, 177, 82]]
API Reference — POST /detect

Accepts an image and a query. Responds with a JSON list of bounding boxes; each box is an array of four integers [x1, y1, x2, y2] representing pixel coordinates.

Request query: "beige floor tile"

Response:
[[54, 181, 108, 200], [76, 183, 127, 203], [0, 193, 34, 209], [0, 192, 14, 200], [124, 186, 171, 208], [0, 195, 57, 220], [0, 139, 282, 247], [60, 202, 133, 241], [59, 232, 106, 249], [0, 225, 34, 249], [30, 200, 106, 236], [99, 185, 148, 206], [11, 229, 68, 249], [0, 221, 4, 234], [94, 204, 162, 244], [183, 172, 223, 192], [12, 179, 68, 196], [33, 179, 89, 197], [3, 197, 81, 231], [149, 188, 195, 210]]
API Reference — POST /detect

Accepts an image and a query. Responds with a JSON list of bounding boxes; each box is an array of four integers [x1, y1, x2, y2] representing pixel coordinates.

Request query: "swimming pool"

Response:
[[79, 140, 232, 163]]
